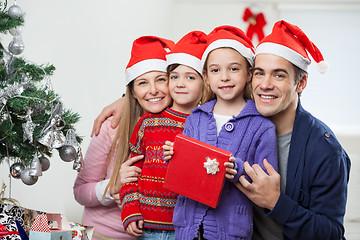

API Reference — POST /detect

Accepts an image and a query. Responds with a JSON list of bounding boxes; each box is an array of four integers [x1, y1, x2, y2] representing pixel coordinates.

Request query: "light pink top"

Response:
[[73, 118, 134, 240]]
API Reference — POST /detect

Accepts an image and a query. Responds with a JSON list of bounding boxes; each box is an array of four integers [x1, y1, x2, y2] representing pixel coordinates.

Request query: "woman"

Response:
[[73, 36, 174, 240]]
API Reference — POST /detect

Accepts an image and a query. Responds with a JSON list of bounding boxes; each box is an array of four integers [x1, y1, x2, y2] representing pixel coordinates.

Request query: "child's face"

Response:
[[204, 47, 250, 104], [169, 65, 203, 113], [132, 71, 172, 114]]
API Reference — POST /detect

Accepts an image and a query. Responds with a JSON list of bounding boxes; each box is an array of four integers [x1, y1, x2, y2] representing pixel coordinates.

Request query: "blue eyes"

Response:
[[170, 75, 196, 80], [253, 71, 285, 79], [253, 71, 263, 76]]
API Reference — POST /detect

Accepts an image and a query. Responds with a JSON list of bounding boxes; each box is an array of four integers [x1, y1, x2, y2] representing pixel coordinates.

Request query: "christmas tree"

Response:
[[0, 2, 83, 185]]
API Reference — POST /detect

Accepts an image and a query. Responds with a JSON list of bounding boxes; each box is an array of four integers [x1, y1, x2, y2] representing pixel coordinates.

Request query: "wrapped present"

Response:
[[0, 203, 23, 240], [0, 203, 45, 236], [164, 134, 232, 208], [29, 214, 72, 240], [66, 222, 93, 240]]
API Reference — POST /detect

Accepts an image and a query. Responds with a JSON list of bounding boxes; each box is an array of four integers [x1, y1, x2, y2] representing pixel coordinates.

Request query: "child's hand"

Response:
[[225, 156, 237, 180], [126, 220, 143, 237], [163, 141, 174, 161]]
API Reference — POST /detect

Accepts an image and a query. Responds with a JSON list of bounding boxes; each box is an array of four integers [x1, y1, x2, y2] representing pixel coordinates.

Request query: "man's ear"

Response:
[[296, 75, 307, 94]]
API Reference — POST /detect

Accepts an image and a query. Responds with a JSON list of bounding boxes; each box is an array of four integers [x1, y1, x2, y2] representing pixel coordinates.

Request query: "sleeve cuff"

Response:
[[266, 192, 297, 224], [229, 159, 242, 183], [123, 214, 143, 230], [95, 179, 114, 206]]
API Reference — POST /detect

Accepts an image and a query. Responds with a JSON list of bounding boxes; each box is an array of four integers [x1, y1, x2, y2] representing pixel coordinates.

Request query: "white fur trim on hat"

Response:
[[255, 42, 311, 72], [125, 59, 167, 85], [201, 39, 254, 69], [166, 53, 203, 76]]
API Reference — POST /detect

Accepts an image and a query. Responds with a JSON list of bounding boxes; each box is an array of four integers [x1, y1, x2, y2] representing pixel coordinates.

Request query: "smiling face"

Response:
[[132, 71, 172, 114], [168, 64, 203, 114], [252, 53, 307, 132], [204, 47, 250, 106]]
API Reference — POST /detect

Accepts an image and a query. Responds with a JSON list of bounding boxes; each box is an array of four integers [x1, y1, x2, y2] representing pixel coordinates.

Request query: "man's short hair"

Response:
[[292, 63, 308, 97]]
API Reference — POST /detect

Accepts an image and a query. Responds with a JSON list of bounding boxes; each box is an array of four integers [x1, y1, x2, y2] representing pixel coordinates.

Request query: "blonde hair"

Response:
[[105, 82, 144, 195]]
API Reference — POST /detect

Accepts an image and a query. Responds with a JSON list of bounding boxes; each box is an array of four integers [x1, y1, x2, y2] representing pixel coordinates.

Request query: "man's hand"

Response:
[[91, 97, 124, 137], [126, 220, 143, 237], [225, 156, 237, 180], [163, 141, 174, 161], [234, 159, 280, 210]]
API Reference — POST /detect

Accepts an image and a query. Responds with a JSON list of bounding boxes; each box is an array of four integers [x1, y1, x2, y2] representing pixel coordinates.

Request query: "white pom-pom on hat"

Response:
[[317, 61, 329, 74]]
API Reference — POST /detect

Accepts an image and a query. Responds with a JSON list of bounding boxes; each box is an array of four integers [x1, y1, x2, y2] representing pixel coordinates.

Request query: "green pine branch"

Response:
[[0, 11, 24, 33], [0, 9, 82, 168]]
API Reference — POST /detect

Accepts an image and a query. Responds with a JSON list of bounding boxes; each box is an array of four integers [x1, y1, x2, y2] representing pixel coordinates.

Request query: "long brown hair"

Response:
[[105, 82, 144, 195]]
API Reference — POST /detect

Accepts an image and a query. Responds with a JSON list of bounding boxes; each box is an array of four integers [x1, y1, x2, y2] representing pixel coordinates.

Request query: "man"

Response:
[[234, 20, 350, 240]]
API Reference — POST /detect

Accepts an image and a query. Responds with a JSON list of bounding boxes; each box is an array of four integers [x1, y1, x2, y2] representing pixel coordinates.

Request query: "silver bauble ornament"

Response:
[[59, 145, 77, 162], [10, 162, 25, 179], [8, 33, 25, 55], [8, 5, 23, 18], [21, 168, 38, 185], [39, 156, 50, 171]]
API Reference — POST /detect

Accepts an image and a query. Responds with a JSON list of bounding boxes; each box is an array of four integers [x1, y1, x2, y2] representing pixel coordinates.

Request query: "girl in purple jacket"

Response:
[[164, 26, 278, 240]]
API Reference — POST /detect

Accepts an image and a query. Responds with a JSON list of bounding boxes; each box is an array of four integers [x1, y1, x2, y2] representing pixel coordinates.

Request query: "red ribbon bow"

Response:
[[243, 7, 266, 41]]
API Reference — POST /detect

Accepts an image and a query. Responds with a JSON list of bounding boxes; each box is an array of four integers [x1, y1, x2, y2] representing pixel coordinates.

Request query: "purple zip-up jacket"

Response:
[[172, 99, 278, 240]]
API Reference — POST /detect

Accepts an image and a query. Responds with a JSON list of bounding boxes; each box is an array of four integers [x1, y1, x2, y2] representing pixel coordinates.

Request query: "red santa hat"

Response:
[[201, 25, 255, 68], [166, 30, 208, 76], [255, 20, 329, 73], [125, 36, 175, 85]]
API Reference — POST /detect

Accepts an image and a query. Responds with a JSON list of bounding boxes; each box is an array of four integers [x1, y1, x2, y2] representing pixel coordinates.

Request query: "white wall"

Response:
[[1, 0, 175, 223], [0, 0, 359, 237]]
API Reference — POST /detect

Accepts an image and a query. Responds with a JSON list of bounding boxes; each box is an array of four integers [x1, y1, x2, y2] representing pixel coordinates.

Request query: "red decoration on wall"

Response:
[[243, 7, 267, 42]]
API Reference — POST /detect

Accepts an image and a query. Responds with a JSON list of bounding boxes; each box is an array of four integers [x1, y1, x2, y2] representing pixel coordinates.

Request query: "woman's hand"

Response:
[[110, 155, 143, 194], [120, 155, 143, 185], [110, 155, 143, 206]]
